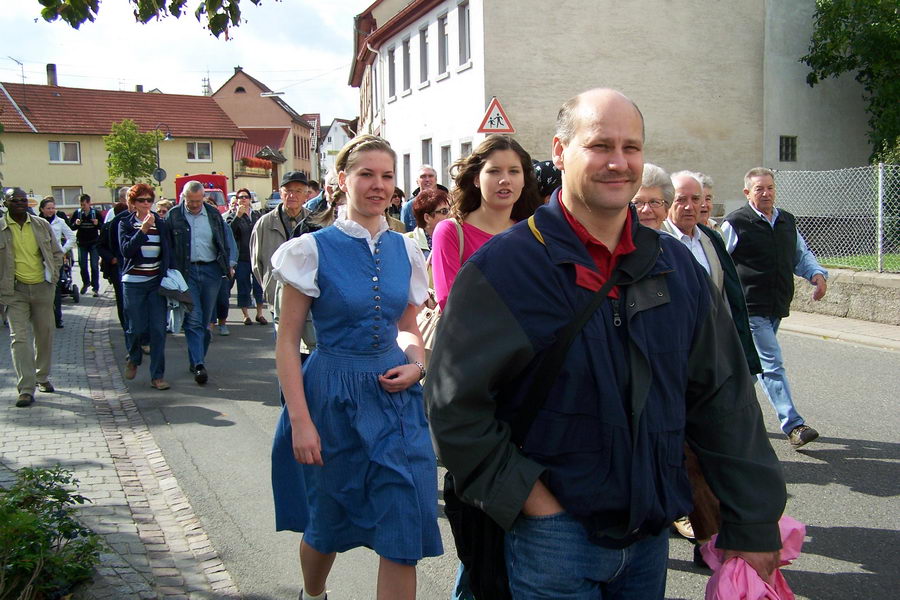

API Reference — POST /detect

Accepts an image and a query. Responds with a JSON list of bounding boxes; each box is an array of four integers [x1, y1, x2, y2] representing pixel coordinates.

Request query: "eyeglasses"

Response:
[[237, 195, 250, 200], [431, 207, 451, 216], [632, 200, 665, 209], [134, 197, 154, 204]]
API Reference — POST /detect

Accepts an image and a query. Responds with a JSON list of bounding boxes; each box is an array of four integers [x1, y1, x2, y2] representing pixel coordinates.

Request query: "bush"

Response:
[[0, 467, 103, 600]]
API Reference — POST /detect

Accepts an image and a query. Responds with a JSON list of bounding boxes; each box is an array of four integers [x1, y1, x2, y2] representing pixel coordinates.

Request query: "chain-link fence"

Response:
[[774, 164, 900, 273]]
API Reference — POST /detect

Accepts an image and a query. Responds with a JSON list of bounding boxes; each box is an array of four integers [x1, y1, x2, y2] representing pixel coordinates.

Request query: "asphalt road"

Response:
[[112, 309, 900, 600]]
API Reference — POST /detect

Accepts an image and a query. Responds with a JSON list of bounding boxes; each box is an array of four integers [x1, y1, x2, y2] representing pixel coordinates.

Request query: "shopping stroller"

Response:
[[57, 256, 80, 303]]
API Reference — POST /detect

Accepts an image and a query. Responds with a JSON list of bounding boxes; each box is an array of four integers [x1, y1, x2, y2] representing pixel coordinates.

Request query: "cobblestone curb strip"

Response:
[[0, 294, 238, 599]]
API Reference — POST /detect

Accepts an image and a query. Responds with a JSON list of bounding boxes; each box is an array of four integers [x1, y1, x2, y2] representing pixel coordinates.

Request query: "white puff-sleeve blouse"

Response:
[[270, 218, 430, 306]]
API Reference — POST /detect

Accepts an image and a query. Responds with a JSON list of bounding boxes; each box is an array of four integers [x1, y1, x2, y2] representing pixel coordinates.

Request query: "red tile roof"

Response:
[[241, 128, 290, 150], [0, 82, 245, 139]]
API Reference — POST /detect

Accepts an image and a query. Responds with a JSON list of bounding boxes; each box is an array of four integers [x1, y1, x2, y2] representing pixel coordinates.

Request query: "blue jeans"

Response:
[[215, 273, 231, 321], [78, 244, 99, 291], [505, 512, 668, 600], [234, 260, 264, 309], [122, 279, 167, 380], [749, 315, 804, 434], [184, 262, 225, 367]]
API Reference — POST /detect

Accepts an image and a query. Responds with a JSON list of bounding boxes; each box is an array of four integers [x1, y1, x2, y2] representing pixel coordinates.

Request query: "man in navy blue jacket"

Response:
[[426, 89, 786, 599]]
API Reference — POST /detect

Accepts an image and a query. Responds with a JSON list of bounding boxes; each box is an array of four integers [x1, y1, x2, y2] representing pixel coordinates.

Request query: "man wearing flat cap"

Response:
[[251, 171, 311, 332]]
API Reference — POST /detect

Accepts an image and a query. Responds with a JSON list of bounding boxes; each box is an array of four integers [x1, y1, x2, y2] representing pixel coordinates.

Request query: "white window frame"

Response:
[[421, 138, 433, 167], [387, 47, 397, 100], [51, 186, 83, 206], [440, 144, 452, 186], [458, 1, 471, 66], [402, 38, 412, 92], [419, 26, 429, 85], [48, 141, 81, 164], [372, 60, 379, 116], [437, 14, 449, 77], [187, 141, 213, 162], [460, 140, 473, 160], [403, 153, 412, 196]]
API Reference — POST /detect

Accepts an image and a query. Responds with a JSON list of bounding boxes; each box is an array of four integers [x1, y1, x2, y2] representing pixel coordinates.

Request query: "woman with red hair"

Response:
[[118, 183, 172, 390]]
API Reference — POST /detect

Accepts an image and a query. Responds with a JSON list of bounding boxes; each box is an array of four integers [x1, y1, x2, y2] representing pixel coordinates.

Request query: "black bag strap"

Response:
[[510, 267, 623, 446]]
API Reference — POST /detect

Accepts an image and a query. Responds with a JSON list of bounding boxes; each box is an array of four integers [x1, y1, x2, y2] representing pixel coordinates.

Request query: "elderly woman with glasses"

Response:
[[406, 188, 451, 260], [631, 163, 674, 230], [118, 183, 172, 390]]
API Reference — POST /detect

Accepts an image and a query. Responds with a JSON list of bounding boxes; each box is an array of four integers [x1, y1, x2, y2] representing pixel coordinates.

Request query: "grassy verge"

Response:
[[820, 253, 900, 272]]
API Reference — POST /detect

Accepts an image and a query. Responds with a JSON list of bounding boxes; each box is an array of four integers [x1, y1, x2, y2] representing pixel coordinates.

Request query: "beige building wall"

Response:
[[155, 138, 235, 200], [1, 133, 112, 205], [482, 0, 766, 208], [214, 72, 292, 128], [214, 71, 313, 177], [2, 132, 233, 207]]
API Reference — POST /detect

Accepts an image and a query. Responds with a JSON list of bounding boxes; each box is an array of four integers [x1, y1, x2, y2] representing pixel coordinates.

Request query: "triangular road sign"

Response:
[[477, 97, 515, 133]]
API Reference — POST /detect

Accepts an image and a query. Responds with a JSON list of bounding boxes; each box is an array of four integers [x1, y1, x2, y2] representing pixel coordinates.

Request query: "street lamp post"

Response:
[[153, 123, 173, 184]]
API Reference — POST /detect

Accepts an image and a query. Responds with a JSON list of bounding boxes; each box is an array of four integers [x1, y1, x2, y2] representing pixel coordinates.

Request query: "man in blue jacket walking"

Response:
[[426, 89, 786, 599], [166, 181, 234, 385]]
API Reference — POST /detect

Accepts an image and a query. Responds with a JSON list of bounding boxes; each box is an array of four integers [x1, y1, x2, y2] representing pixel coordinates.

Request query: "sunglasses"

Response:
[[431, 207, 451, 216], [237, 195, 250, 200], [134, 197, 154, 204]]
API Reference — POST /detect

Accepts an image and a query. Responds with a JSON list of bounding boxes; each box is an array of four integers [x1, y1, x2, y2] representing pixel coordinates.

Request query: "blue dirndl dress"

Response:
[[270, 224, 442, 565]]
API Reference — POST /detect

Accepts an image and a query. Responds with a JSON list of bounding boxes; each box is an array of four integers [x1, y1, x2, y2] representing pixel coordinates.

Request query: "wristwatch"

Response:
[[413, 361, 426, 380]]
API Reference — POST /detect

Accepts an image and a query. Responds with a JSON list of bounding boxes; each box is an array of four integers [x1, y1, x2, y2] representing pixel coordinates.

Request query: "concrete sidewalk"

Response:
[[1, 296, 897, 599], [781, 310, 900, 352], [0, 291, 238, 599]]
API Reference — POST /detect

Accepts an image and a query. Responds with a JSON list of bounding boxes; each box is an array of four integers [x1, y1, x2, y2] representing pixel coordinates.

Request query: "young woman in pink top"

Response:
[[431, 135, 542, 309]]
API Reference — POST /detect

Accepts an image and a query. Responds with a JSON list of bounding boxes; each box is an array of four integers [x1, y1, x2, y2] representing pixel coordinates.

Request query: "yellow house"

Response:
[[0, 80, 245, 213]]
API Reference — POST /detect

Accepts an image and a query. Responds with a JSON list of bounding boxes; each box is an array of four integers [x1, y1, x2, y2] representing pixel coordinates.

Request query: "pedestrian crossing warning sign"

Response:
[[477, 97, 515, 133]]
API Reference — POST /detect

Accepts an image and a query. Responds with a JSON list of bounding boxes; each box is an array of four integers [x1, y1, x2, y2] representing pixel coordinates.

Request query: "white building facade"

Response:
[[350, 0, 871, 210], [319, 118, 356, 177], [352, 0, 489, 195]]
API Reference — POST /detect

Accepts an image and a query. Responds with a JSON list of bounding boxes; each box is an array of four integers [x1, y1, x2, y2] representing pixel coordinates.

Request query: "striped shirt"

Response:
[[122, 222, 162, 283]]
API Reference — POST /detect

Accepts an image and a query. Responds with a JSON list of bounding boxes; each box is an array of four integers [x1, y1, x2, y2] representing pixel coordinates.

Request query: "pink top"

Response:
[[431, 219, 495, 309], [701, 515, 804, 600]]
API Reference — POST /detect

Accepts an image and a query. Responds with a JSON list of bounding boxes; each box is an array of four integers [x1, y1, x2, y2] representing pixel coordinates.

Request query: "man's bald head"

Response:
[[555, 88, 645, 145]]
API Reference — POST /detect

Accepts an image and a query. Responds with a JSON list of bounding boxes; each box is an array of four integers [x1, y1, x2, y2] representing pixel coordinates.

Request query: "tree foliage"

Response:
[[801, 0, 900, 159], [37, 0, 270, 37], [103, 119, 159, 187]]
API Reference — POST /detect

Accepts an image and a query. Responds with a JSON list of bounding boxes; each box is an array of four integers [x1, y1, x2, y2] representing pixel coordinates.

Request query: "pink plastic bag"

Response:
[[701, 515, 805, 600]]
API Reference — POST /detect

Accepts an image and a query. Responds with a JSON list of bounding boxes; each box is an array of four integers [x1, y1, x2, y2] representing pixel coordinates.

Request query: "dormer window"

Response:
[[235, 86, 246, 93]]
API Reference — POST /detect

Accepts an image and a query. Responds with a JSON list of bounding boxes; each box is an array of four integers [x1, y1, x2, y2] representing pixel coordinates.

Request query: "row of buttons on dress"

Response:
[[372, 238, 383, 347]]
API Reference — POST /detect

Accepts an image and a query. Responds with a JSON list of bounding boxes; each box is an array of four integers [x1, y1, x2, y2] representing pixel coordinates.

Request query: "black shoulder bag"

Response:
[[443, 268, 623, 600]]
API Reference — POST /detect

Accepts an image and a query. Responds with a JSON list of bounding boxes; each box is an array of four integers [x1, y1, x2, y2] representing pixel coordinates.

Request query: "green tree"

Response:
[[801, 0, 900, 159], [103, 119, 158, 187], [37, 0, 267, 37]]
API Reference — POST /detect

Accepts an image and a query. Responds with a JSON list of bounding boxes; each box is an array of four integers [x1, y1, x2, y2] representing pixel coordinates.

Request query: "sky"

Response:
[[1, 0, 375, 126]]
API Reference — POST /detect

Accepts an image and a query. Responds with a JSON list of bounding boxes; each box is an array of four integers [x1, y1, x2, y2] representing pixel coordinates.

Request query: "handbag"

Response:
[[444, 233, 624, 600], [417, 219, 465, 366]]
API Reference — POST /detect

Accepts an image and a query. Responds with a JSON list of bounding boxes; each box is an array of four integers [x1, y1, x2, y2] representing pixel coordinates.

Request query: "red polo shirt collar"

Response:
[[558, 196, 635, 297]]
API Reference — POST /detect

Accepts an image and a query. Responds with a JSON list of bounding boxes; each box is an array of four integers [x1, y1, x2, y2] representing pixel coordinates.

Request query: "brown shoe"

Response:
[[124, 360, 138, 380], [150, 379, 171, 390], [788, 425, 819, 449], [16, 393, 35, 407], [256, 314, 268, 325], [37, 381, 55, 393]]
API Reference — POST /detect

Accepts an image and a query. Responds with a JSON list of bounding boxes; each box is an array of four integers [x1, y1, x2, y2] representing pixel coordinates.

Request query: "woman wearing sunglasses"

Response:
[[406, 188, 451, 260], [118, 184, 172, 390]]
